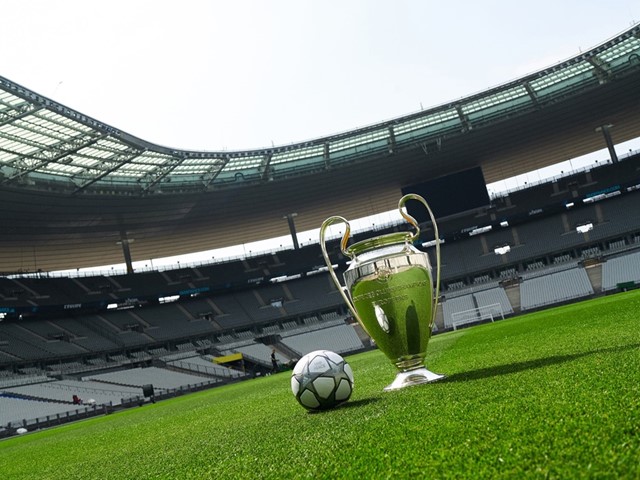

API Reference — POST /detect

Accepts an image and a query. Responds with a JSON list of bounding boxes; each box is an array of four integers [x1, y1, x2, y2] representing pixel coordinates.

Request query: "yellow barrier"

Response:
[[212, 352, 243, 364]]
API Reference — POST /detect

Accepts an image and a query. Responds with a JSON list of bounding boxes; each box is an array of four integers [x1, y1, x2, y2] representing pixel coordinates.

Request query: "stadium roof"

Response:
[[2, 26, 639, 195], [1, 26, 640, 273]]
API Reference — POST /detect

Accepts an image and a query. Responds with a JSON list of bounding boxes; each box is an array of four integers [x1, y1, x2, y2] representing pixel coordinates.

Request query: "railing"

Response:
[[520, 290, 594, 312], [170, 360, 245, 379], [0, 374, 51, 389], [41, 382, 136, 397], [489, 148, 640, 200], [2, 402, 113, 435], [120, 379, 220, 406]]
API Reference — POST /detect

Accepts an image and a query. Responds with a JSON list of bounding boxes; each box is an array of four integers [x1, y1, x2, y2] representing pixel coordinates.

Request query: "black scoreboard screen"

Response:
[[401, 167, 490, 221]]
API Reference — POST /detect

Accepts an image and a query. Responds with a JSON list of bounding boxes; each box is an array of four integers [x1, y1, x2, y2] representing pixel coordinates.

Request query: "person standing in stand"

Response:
[[271, 348, 279, 373]]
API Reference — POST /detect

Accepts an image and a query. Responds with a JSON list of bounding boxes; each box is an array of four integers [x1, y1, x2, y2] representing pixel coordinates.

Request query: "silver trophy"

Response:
[[320, 194, 443, 391]]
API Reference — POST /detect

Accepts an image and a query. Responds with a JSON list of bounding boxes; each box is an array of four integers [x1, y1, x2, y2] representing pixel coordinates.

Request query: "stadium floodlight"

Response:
[[576, 223, 593, 233], [159, 295, 179, 304], [469, 225, 492, 236], [421, 238, 445, 248], [494, 245, 511, 255]]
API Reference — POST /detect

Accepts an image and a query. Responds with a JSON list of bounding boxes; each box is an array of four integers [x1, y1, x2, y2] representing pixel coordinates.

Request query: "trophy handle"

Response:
[[398, 194, 441, 328], [319, 216, 363, 325]]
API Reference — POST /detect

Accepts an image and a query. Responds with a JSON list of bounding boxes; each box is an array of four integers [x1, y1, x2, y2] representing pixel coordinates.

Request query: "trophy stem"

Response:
[[383, 368, 445, 391]]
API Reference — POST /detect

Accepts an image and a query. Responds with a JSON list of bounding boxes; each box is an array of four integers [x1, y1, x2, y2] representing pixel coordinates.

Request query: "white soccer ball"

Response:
[[291, 350, 354, 411], [16, 428, 28, 435]]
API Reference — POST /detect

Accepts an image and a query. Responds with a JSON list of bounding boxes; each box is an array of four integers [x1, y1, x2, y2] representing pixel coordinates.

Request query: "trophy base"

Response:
[[383, 368, 445, 391]]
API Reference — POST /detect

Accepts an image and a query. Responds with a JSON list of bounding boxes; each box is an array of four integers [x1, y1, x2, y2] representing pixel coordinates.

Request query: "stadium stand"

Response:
[[50, 316, 120, 352], [281, 324, 365, 355], [442, 295, 478, 329], [0, 396, 102, 429], [520, 268, 594, 311], [133, 304, 215, 340], [0, 374, 51, 389], [165, 355, 245, 379], [219, 343, 288, 367], [1, 25, 640, 435], [83, 367, 218, 391], [474, 288, 514, 316], [601, 251, 640, 292], [3, 380, 141, 407]]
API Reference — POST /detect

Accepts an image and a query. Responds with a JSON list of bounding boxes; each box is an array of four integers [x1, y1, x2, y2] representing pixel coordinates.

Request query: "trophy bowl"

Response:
[[320, 194, 444, 391]]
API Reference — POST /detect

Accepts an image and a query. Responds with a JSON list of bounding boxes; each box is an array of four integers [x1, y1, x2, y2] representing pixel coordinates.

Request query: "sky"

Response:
[[3, 1, 639, 152], [3, 0, 640, 273]]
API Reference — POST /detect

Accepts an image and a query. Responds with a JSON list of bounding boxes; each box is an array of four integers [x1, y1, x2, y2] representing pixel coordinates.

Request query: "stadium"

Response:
[[1, 17, 640, 479]]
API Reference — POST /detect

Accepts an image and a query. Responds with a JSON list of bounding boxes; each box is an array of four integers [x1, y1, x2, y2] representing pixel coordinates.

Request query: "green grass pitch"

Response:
[[1, 290, 639, 479]]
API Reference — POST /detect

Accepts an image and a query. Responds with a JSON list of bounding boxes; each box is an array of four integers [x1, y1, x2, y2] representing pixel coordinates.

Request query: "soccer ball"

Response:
[[291, 350, 354, 411]]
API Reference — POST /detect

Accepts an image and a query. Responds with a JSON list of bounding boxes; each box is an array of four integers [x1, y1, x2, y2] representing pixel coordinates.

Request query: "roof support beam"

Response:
[[260, 153, 273, 182], [323, 143, 331, 170], [455, 105, 471, 132], [522, 81, 539, 106], [0, 103, 43, 128], [387, 126, 396, 154], [586, 56, 611, 84], [2, 133, 106, 183], [201, 156, 229, 189], [140, 155, 185, 193], [72, 147, 143, 194]]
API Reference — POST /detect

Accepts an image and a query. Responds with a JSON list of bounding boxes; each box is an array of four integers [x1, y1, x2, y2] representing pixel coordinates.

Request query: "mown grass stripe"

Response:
[[1, 290, 638, 479]]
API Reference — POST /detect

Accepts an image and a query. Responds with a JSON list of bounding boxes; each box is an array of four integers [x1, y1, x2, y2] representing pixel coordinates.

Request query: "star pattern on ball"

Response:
[[291, 350, 354, 411]]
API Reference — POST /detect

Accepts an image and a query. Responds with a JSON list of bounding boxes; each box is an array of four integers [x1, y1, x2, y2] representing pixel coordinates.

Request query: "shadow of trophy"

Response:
[[320, 194, 444, 391]]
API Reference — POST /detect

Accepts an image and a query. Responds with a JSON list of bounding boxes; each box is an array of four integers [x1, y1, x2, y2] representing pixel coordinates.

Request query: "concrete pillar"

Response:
[[117, 234, 134, 274], [595, 124, 618, 163], [284, 213, 300, 250]]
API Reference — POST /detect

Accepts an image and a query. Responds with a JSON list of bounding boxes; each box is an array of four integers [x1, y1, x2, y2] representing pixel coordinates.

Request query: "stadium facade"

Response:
[[0, 25, 639, 273]]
